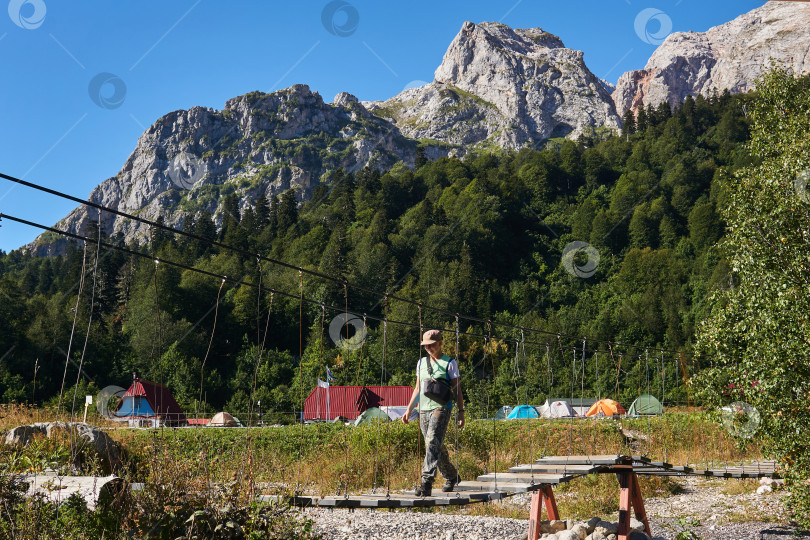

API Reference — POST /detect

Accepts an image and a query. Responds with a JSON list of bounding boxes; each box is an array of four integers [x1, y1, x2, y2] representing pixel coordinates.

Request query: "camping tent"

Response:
[[539, 400, 576, 418], [494, 406, 512, 420], [354, 407, 391, 426], [506, 405, 540, 419], [210, 411, 239, 427], [540, 398, 596, 417], [380, 406, 418, 422], [628, 394, 664, 416], [585, 399, 626, 417]]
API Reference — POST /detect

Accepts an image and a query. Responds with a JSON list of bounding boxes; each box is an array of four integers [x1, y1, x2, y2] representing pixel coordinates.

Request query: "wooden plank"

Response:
[[477, 472, 570, 483], [617, 471, 632, 540], [528, 490, 544, 540], [629, 473, 651, 537], [535, 455, 629, 465], [453, 480, 536, 493], [510, 464, 602, 474], [543, 485, 560, 520]]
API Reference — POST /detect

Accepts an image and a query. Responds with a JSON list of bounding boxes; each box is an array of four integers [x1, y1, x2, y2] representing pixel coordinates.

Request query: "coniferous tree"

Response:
[[37, 258, 54, 295], [636, 106, 648, 132], [267, 195, 279, 238], [276, 190, 298, 235], [254, 193, 269, 227], [622, 109, 636, 139], [415, 147, 428, 169], [192, 211, 217, 256]]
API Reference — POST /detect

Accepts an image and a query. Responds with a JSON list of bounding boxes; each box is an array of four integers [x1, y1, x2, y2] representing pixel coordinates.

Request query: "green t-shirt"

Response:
[[417, 354, 455, 411]]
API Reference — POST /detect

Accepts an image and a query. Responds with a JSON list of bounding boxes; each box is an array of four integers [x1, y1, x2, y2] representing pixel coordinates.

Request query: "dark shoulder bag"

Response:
[[422, 357, 454, 405]]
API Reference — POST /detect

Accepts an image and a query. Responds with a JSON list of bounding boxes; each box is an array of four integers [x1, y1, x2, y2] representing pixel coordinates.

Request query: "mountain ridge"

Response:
[[27, 3, 810, 254]]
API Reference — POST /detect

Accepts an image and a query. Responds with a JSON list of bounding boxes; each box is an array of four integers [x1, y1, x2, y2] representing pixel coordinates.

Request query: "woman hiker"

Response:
[[403, 329, 464, 496]]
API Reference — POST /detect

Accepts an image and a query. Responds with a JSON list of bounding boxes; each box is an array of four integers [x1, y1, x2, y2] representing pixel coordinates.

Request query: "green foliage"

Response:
[[695, 70, 810, 526], [0, 90, 754, 425]]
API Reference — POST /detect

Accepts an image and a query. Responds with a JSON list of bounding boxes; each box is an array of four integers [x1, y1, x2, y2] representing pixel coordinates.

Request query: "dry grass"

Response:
[[1, 407, 775, 529], [718, 478, 761, 495], [0, 403, 121, 431]]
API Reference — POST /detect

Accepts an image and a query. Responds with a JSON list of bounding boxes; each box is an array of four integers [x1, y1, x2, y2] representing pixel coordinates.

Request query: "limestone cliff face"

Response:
[[34, 4, 806, 254], [365, 21, 621, 149], [33, 85, 420, 255], [613, 1, 810, 115]]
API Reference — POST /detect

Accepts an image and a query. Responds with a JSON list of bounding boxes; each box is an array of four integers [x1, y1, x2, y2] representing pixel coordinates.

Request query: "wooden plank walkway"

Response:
[[285, 455, 780, 509]]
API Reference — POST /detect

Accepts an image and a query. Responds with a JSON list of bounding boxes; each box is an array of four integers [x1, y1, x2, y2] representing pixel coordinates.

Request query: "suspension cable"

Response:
[[57, 240, 87, 413], [70, 211, 102, 423]]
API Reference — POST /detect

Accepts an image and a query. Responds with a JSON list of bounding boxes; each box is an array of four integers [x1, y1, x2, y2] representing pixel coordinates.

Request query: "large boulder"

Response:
[[4, 422, 123, 474]]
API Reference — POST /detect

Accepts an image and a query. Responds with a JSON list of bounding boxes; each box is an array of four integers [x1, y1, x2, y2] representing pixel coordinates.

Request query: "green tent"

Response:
[[628, 394, 664, 416], [494, 406, 512, 420], [354, 407, 391, 426]]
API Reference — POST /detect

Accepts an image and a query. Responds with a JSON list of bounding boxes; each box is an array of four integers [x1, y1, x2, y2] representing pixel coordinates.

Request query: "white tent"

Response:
[[538, 400, 576, 418], [540, 398, 595, 417], [210, 411, 239, 427], [380, 406, 419, 422]]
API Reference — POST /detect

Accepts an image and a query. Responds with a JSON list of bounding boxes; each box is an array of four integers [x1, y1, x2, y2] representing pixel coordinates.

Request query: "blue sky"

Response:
[[0, 0, 763, 252]]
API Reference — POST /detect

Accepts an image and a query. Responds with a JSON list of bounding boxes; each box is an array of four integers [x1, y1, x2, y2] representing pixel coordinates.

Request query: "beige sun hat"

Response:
[[420, 329, 442, 345]]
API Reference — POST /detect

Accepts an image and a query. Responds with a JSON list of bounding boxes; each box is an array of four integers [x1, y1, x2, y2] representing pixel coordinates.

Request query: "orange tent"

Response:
[[585, 399, 626, 417]]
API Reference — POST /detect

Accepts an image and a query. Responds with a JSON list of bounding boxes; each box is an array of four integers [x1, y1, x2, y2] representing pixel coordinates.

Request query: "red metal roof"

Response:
[[120, 378, 187, 425], [303, 385, 413, 420]]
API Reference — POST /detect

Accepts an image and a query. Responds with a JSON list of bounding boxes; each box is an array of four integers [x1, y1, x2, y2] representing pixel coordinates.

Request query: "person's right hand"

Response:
[[402, 409, 412, 423]]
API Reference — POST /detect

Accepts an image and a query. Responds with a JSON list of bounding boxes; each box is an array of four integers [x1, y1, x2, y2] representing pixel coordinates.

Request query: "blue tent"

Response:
[[506, 405, 539, 419]]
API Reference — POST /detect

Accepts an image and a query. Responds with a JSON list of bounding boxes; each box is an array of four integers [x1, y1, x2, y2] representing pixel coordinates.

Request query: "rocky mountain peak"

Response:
[[366, 20, 620, 150], [31, 85, 419, 255], [612, 1, 810, 116]]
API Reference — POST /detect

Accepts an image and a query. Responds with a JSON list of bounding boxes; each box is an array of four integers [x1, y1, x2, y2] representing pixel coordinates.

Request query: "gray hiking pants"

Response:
[[419, 406, 458, 484]]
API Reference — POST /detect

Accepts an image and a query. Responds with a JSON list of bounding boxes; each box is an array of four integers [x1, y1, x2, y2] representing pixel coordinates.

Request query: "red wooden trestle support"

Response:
[[616, 467, 651, 540], [525, 467, 650, 540], [527, 485, 559, 540]]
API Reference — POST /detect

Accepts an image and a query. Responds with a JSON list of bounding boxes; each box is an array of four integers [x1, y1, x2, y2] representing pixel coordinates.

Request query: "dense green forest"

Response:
[[0, 90, 754, 419]]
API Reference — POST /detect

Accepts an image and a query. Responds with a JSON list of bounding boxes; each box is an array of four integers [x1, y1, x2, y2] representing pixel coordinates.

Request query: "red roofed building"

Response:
[[114, 378, 187, 426], [303, 385, 413, 421]]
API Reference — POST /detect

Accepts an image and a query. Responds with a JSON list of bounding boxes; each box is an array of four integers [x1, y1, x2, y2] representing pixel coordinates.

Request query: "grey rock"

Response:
[[4, 422, 123, 474], [556, 531, 581, 540], [29, 85, 425, 255], [594, 521, 618, 535], [586, 517, 601, 534], [613, 2, 810, 116], [629, 518, 645, 532], [366, 21, 620, 150], [571, 523, 589, 539], [16, 471, 125, 510]]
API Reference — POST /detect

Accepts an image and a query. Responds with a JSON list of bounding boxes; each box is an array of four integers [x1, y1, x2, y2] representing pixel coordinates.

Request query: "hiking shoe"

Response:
[[442, 475, 461, 492], [415, 481, 433, 497]]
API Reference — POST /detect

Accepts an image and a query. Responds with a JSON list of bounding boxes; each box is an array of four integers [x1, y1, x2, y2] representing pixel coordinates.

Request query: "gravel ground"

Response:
[[298, 477, 810, 540]]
